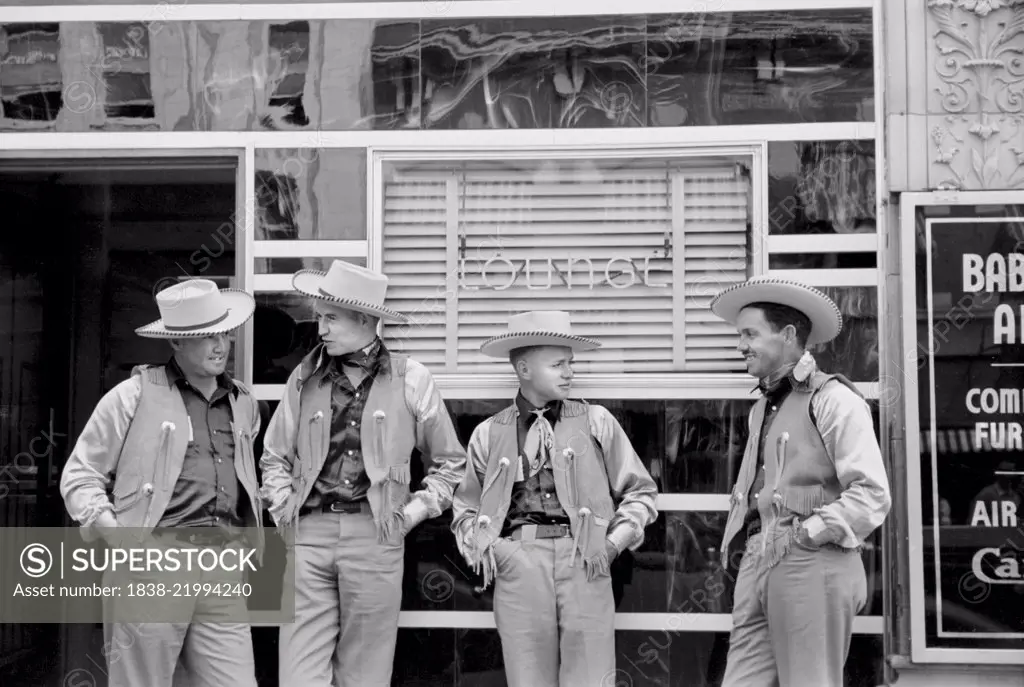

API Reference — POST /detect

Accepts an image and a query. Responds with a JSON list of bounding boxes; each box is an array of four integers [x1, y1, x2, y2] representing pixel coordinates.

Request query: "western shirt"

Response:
[[501, 393, 571, 535], [160, 358, 244, 529]]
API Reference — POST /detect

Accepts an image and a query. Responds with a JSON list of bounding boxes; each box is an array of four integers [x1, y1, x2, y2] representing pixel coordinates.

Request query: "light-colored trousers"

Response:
[[278, 510, 404, 687], [491, 534, 616, 687], [101, 541, 257, 687], [721, 531, 868, 687]]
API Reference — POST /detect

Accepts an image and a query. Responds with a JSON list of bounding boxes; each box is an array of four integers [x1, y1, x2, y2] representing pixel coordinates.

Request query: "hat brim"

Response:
[[480, 332, 602, 358], [292, 270, 409, 323], [710, 279, 842, 346], [135, 289, 256, 339]]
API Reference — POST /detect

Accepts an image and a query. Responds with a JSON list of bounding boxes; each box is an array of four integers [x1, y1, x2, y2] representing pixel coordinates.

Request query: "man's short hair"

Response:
[[742, 301, 812, 349], [509, 346, 538, 369]]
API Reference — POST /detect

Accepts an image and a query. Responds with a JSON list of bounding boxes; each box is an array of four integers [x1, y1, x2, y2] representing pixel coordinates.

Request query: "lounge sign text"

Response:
[[458, 256, 669, 291]]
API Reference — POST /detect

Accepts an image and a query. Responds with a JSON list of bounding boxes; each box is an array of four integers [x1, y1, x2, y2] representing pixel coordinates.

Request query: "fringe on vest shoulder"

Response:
[[145, 366, 169, 386], [561, 399, 588, 418], [491, 405, 517, 426]]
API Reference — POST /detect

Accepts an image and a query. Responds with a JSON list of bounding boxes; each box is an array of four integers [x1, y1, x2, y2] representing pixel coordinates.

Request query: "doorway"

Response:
[[0, 155, 243, 686]]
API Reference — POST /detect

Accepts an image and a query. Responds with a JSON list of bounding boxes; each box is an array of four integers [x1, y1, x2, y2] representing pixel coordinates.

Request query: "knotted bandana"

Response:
[[518, 408, 555, 481]]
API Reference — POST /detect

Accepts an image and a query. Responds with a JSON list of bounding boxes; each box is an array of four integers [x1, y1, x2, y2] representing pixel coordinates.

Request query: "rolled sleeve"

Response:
[[589, 405, 659, 553], [403, 361, 468, 529], [450, 423, 490, 562], [60, 378, 141, 532], [808, 381, 892, 547], [258, 366, 302, 521]]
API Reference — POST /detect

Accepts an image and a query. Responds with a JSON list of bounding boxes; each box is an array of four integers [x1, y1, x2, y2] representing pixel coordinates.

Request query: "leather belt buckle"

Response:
[[510, 524, 570, 541], [173, 530, 228, 547], [325, 501, 363, 514]]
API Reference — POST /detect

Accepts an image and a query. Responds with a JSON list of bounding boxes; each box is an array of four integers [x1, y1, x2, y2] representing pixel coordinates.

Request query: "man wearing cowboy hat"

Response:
[[60, 279, 264, 687], [259, 260, 466, 687], [710, 277, 891, 687], [451, 310, 658, 687]]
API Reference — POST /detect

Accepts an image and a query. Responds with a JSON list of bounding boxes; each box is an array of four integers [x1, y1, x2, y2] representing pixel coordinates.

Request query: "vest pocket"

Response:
[[779, 485, 827, 516]]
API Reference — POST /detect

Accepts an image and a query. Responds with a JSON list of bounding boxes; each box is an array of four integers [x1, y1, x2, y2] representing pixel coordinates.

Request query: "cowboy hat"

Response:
[[136, 278, 255, 339], [710, 277, 842, 346], [480, 310, 601, 358], [292, 260, 408, 323]]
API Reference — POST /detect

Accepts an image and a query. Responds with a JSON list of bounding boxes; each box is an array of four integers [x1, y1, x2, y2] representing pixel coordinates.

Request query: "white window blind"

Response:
[[381, 157, 750, 375]]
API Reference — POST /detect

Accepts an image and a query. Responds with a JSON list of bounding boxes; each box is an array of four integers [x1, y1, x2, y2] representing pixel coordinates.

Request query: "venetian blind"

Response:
[[381, 158, 749, 375]]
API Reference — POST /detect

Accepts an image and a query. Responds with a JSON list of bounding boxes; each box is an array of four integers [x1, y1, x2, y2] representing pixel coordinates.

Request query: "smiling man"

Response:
[[451, 310, 657, 687], [710, 277, 891, 687], [60, 278, 263, 687], [259, 260, 466, 687]]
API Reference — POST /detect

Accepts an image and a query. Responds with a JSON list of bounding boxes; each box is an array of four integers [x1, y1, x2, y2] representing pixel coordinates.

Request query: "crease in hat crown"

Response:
[[479, 310, 602, 358], [136, 277, 255, 338], [158, 279, 228, 329], [709, 276, 843, 346], [291, 259, 409, 323]]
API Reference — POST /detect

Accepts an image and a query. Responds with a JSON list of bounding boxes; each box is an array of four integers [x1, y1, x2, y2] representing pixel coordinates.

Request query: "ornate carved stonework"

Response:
[[927, 0, 1024, 189]]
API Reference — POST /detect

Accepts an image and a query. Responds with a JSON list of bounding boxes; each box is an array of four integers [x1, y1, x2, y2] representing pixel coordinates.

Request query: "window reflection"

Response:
[[1, 11, 872, 132], [768, 140, 876, 240], [812, 286, 879, 382], [254, 149, 367, 240]]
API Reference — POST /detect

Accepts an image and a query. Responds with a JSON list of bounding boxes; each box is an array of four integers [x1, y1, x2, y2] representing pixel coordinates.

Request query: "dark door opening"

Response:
[[0, 157, 240, 686]]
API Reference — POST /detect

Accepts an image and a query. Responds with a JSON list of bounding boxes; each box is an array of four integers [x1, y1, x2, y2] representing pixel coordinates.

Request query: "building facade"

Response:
[[0, 0, 1010, 685]]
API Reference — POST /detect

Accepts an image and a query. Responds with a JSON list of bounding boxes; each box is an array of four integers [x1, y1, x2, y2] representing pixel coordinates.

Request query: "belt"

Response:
[[162, 529, 240, 547], [509, 524, 571, 541], [299, 500, 371, 517]]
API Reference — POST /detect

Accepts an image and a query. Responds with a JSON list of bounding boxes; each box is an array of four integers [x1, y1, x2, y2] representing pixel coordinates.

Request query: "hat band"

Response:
[[163, 309, 231, 332]]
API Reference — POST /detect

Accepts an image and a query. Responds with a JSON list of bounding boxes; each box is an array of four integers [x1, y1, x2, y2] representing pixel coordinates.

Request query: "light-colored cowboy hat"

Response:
[[710, 277, 842, 346], [292, 260, 408, 323], [480, 310, 601, 358], [136, 278, 255, 339]]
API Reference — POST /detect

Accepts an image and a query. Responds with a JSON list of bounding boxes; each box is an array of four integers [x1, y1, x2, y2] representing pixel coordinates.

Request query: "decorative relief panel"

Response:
[[927, 0, 1024, 189]]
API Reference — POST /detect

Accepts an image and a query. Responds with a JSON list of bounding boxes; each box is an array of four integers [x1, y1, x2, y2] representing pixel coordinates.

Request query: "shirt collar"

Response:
[[166, 357, 238, 398], [752, 351, 818, 397], [515, 391, 561, 425], [319, 337, 391, 386]]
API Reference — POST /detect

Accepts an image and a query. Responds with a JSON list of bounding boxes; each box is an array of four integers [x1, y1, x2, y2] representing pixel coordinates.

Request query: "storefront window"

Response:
[[254, 148, 366, 240], [378, 154, 754, 375], [912, 203, 1024, 652], [253, 292, 318, 384], [1, 10, 872, 131]]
